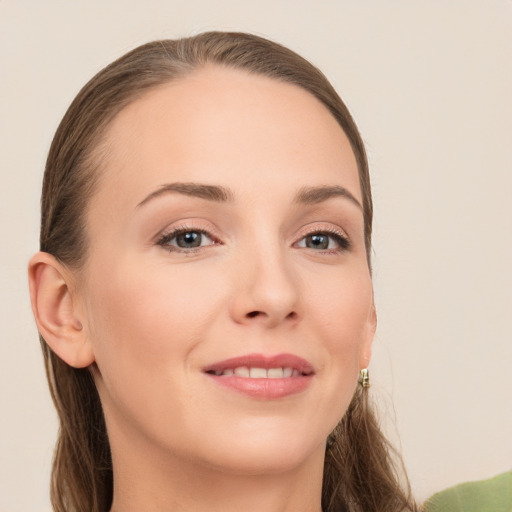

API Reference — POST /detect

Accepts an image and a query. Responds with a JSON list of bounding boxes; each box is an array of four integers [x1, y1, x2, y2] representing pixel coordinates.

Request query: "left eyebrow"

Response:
[[294, 185, 362, 210]]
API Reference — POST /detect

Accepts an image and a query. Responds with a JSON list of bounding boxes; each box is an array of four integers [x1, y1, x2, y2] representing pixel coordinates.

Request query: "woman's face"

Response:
[[76, 66, 376, 474]]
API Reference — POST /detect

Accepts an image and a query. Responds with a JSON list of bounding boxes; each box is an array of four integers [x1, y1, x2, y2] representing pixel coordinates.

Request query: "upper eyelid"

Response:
[[156, 221, 222, 241], [293, 223, 349, 241]]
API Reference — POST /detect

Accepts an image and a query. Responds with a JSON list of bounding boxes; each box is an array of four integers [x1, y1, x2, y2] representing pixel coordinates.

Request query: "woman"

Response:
[[28, 32, 417, 512]]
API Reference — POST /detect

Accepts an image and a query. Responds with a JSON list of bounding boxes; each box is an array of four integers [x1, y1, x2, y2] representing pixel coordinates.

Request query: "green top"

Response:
[[423, 471, 512, 512]]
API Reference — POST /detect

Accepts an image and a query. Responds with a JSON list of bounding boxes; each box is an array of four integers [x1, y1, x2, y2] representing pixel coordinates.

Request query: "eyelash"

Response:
[[156, 225, 351, 254], [157, 225, 220, 254]]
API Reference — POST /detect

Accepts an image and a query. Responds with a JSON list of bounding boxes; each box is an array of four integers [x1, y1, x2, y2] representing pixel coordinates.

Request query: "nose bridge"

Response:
[[231, 227, 300, 327]]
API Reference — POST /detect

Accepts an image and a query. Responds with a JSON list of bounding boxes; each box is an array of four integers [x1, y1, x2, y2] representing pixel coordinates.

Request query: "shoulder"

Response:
[[423, 471, 512, 512]]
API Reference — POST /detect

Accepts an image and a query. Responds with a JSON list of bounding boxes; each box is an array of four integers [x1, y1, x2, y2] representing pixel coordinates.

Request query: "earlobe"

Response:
[[28, 252, 95, 368]]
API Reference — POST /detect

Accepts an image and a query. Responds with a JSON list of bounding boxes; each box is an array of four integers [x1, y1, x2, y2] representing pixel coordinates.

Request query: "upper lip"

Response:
[[203, 353, 315, 375]]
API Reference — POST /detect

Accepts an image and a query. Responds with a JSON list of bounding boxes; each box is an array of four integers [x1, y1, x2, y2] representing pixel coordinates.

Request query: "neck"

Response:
[[108, 429, 325, 512]]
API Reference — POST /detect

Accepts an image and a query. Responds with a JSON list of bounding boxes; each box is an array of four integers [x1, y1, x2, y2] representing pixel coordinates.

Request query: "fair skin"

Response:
[[29, 66, 376, 512]]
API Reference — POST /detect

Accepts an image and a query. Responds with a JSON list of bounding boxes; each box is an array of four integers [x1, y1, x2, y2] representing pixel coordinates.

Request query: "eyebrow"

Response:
[[137, 182, 234, 207], [294, 185, 362, 209], [136, 182, 362, 210]]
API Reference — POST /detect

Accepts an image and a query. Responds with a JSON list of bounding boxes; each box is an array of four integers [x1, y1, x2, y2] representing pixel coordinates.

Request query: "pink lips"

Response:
[[203, 353, 314, 399]]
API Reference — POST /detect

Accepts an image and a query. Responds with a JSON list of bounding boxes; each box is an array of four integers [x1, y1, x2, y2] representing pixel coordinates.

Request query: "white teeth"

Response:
[[249, 367, 267, 378], [234, 366, 250, 377], [213, 366, 304, 378], [267, 367, 284, 378]]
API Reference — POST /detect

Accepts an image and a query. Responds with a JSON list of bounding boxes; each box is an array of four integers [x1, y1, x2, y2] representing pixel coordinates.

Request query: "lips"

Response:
[[203, 353, 314, 399]]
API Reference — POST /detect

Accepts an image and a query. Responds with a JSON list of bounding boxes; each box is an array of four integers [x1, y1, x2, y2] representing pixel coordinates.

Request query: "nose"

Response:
[[229, 245, 301, 328]]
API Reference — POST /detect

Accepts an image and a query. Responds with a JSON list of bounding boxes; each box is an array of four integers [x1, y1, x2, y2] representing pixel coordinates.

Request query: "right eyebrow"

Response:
[[136, 182, 234, 208], [294, 185, 362, 210]]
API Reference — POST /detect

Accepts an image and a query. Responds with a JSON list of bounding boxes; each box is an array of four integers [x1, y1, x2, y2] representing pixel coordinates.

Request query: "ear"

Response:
[[28, 252, 95, 368], [359, 299, 377, 369]]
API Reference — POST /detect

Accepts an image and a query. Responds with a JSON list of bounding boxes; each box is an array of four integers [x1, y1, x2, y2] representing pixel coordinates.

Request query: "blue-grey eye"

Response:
[[306, 234, 329, 249], [296, 231, 349, 251], [175, 231, 203, 248]]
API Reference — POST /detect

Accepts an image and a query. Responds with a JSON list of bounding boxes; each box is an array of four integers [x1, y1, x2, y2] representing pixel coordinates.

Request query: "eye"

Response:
[[157, 228, 217, 252], [295, 230, 350, 252]]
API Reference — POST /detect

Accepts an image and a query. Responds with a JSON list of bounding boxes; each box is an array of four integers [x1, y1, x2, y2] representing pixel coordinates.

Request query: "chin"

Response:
[[192, 424, 326, 476]]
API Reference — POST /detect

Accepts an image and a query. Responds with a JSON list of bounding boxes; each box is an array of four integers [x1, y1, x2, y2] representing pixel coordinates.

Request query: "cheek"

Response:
[[83, 256, 227, 386], [80, 255, 232, 443], [311, 268, 373, 352]]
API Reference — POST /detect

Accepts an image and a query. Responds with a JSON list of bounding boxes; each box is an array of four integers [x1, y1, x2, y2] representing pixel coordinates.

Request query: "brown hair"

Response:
[[39, 31, 417, 512]]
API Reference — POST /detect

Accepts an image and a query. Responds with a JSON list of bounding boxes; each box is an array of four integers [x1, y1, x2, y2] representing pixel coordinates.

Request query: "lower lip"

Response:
[[205, 374, 313, 399]]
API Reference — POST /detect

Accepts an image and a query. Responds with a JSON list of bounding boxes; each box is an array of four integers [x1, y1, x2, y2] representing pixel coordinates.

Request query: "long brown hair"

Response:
[[39, 31, 417, 512]]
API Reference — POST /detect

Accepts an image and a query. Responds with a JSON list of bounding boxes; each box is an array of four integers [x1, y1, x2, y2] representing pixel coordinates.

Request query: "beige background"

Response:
[[1, 1, 511, 510]]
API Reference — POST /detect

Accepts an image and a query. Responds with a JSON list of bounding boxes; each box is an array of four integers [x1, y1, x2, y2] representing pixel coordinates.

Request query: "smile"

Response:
[[203, 353, 314, 399], [207, 367, 305, 378]]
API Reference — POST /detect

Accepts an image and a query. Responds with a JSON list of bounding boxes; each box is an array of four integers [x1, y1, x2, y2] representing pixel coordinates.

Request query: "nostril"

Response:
[[246, 310, 297, 321]]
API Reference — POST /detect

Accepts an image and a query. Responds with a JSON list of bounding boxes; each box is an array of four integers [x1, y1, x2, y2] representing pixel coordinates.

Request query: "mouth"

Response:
[[206, 366, 307, 378], [203, 353, 314, 399]]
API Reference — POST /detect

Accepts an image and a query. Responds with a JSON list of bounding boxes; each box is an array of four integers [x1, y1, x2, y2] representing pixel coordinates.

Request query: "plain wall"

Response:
[[1, 1, 511, 510]]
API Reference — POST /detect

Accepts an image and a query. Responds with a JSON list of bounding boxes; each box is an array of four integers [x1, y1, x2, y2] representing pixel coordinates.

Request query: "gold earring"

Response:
[[359, 368, 370, 388]]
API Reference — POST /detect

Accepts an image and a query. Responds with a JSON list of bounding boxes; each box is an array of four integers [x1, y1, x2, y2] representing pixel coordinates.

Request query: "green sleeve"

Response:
[[423, 471, 512, 512]]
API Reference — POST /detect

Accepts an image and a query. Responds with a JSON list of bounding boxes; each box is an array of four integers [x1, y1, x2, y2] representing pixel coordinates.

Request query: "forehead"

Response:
[[91, 65, 361, 214]]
